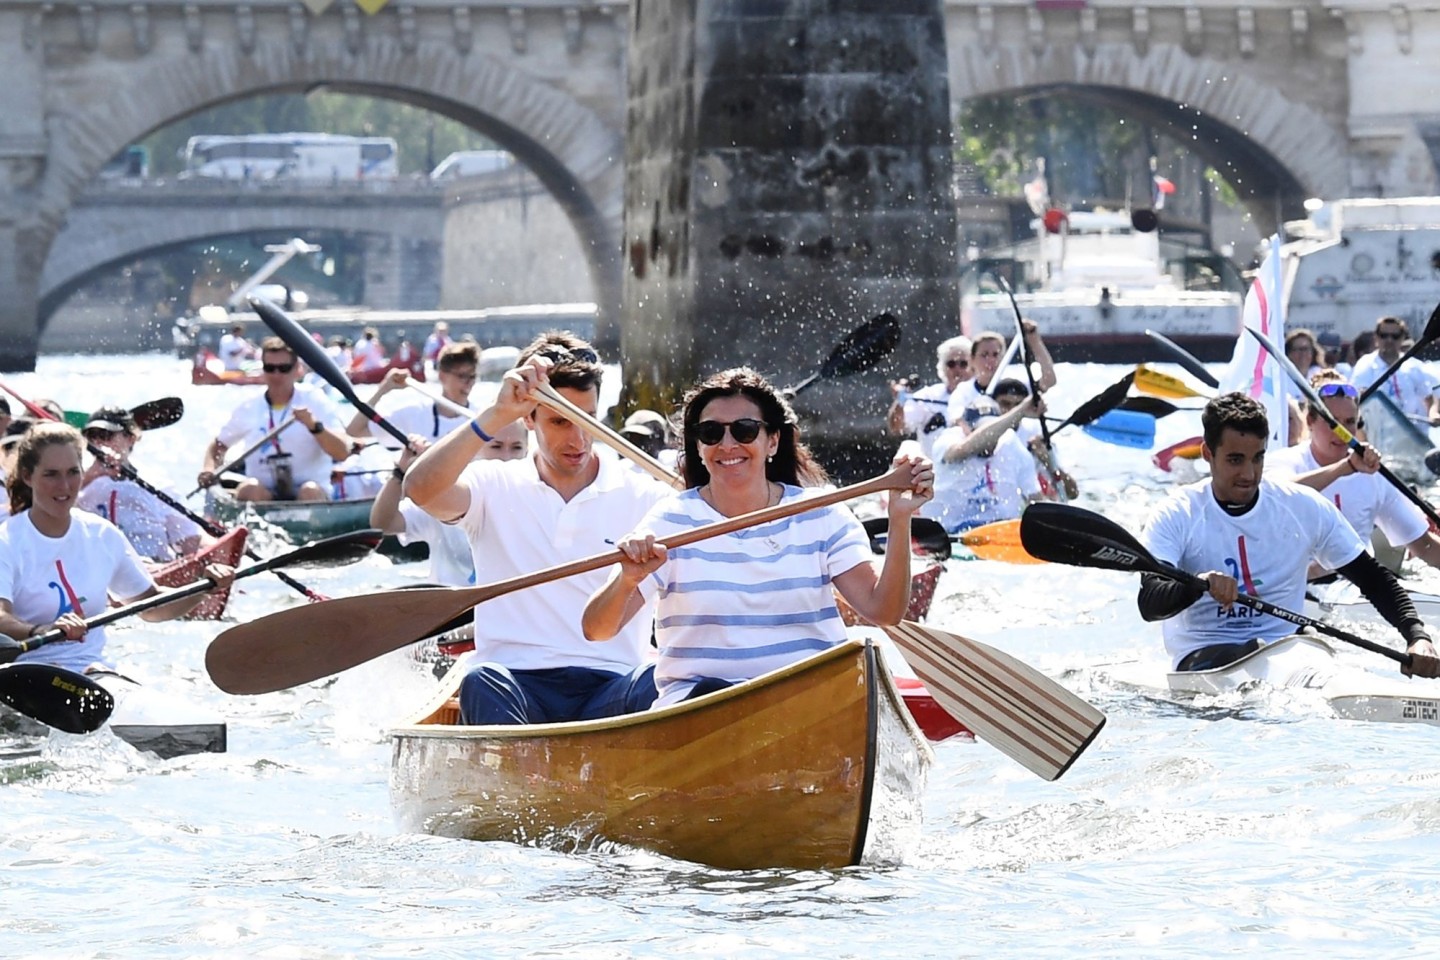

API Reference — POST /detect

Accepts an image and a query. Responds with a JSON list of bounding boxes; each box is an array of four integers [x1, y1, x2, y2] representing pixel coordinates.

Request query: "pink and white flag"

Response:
[[1219, 234, 1291, 448]]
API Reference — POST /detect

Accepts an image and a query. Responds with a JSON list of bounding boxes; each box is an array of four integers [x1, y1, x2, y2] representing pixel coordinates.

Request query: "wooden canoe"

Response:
[[390, 640, 933, 870], [148, 526, 249, 620]]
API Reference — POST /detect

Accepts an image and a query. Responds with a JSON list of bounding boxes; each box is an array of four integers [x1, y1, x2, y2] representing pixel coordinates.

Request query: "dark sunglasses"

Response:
[[1316, 382, 1359, 399], [695, 418, 767, 445], [262, 362, 296, 374], [1377, 331, 1404, 341], [537, 345, 600, 365], [945, 359, 969, 369], [83, 428, 122, 440]]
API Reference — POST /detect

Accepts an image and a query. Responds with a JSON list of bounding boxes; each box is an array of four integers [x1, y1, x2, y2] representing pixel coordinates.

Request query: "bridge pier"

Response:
[[0, 200, 46, 374], [621, 0, 960, 480]]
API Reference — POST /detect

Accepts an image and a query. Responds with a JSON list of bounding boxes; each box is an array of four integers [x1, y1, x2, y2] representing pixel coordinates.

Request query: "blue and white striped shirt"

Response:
[[634, 486, 872, 706]]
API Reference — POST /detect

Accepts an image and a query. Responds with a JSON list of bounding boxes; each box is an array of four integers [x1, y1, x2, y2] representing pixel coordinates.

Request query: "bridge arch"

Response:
[[38, 30, 623, 337], [947, 40, 1350, 233]]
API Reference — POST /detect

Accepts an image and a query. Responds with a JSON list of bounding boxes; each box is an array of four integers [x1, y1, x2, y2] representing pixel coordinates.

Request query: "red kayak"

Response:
[[149, 526, 249, 620]]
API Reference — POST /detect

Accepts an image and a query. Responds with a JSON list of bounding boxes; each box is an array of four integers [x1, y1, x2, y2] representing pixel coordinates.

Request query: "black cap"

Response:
[[991, 378, 1029, 399], [85, 405, 137, 434]]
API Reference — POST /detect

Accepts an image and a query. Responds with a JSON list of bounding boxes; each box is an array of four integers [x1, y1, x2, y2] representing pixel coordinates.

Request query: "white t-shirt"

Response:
[[944, 379, 985, 428], [1352, 352, 1437, 420], [1267, 444, 1429, 550], [454, 453, 670, 672], [78, 475, 202, 563], [927, 426, 1043, 533], [352, 338, 387, 372], [0, 511, 154, 673], [362, 394, 471, 450], [1141, 479, 1366, 668], [900, 382, 953, 459], [215, 383, 344, 492], [399, 499, 475, 586], [632, 486, 873, 706], [218, 333, 251, 371]]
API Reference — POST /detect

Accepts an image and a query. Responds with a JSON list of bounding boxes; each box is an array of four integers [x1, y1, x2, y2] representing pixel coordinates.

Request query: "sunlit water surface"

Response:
[[3, 354, 1440, 958]]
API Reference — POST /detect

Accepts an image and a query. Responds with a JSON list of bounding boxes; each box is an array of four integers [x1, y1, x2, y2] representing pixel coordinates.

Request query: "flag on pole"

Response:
[[1151, 173, 1175, 210], [1219, 234, 1290, 448]]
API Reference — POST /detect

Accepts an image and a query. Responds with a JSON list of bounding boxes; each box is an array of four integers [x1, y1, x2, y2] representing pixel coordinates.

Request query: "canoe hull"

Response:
[[209, 491, 424, 561], [389, 641, 931, 870], [149, 526, 249, 620]]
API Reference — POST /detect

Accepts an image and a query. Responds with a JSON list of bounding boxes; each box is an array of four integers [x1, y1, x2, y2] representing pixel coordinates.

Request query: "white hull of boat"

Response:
[[1104, 635, 1440, 726], [1304, 580, 1440, 631]]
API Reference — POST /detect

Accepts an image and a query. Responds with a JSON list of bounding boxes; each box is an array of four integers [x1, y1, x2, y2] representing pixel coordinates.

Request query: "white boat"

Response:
[[1104, 635, 1440, 726], [962, 210, 1244, 363], [1304, 578, 1440, 629]]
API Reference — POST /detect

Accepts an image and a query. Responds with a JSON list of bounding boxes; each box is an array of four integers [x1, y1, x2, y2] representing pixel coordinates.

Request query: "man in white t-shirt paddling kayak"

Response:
[[1139, 392, 1439, 675], [404, 332, 671, 724]]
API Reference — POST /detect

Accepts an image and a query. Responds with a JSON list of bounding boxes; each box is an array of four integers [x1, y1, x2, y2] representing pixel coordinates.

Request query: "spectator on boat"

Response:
[[1137, 392, 1439, 677], [887, 335, 972, 459], [1285, 329, 1325, 378], [0, 423, 235, 671], [581, 367, 934, 707], [1269, 372, 1440, 574], [347, 342, 482, 451], [945, 322, 1058, 427], [404, 331, 671, 725], [197, 337, 351, 502], [78, 407, 207, 564], [351, 326, 388, 378], [1352, 316, 1440, 424], [218, 323, 257, 372], [422, 321, 451, 364], [619, 409, 677, 470], [924, 395, 1044, 534]]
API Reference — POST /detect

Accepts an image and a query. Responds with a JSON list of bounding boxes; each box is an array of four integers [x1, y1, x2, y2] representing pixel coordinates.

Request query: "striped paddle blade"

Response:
[[884, 621, 1105, 781]]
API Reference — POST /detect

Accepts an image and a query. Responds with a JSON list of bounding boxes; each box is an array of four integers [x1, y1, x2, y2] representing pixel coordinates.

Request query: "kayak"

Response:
[[1104, 635, 1440, 726], [148, 526, 249, 620], [1305, 577, 1440, 629], [208, 490, 425, 561]]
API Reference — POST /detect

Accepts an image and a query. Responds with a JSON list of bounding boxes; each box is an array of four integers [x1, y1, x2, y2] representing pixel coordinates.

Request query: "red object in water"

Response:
[[1042, 208, 1068, 234], [896, 676, 972, 742]]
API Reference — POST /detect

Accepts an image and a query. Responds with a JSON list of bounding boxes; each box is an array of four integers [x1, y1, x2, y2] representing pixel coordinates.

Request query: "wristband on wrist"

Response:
[[469, 419, 494, 442], [391, 467, 406, 483]]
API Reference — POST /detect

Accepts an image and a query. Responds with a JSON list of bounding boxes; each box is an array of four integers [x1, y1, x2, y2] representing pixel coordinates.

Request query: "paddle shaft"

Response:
[[1246, 326, 1440, 531], [991, 271, 1063, 496], [1356, 303, 1440, 404], [1143, 329, 1221, 388], [533, 385, 682, 488], [0, 381, 326, 602], [191, 415, 297, 495]]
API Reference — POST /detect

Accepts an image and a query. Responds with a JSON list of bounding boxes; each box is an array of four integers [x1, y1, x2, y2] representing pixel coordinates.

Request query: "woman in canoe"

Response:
[[581, 367, 934, 706], [0, 423, 234, 671]]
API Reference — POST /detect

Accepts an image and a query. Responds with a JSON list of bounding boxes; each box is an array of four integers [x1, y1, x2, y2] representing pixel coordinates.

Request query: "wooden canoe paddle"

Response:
[[206, 464, 918, 695]]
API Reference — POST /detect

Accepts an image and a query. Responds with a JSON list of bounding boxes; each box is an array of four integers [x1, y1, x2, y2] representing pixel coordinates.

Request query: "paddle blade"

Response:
[[1081, 409, 1156, 449], [884, 621, 1105, 780], [1153, 435, 1203, 472], [249, 297, 363, 408], [206, 587, 479, 694], [862, 516, 952, 561], [276, 529, 384, 570], [0, 663, 115, 734], [131, 397, 184, 431], [1056, 372, 1135, 429], [1134, 365, 1212, 401], [956, 519, 1042, 564], [1019, 502, 1161, 574], [1118, 395, 1181, 418], [818, 313, 901, 380], [1143, 330, 1221, 388]]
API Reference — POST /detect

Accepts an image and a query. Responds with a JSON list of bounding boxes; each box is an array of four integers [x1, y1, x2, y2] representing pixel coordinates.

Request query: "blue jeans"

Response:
[[458, 662, 658, 725]]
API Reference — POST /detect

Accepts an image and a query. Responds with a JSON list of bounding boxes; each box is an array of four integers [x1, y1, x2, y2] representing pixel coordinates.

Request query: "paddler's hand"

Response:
[[494, 356, 553, 422], [294, 406, 316, 432], [1202, 571, 1239, 609], [37, 613, 88, 642], [614, 534, 667, 586], [398, 433, 430, 468], [1345, 443, 1381, 475], [378, 367, 409, 394], [1403, 636, 1440, 678], [888, 454, 934, 516], [202, 563, 237, 593], [196, 469, 218, 490]]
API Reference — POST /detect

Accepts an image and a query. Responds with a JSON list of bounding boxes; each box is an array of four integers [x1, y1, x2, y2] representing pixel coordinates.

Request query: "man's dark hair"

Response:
[[1202, 392, 1269, 450], [518, 330, 602, 393]]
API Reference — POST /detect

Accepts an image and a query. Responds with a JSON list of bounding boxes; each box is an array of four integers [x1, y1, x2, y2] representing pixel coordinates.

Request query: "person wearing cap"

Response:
[[945, 321, 1058, 427], [1268, 371, 1440, 575], [1351, 316, 1440, 424], [79, 406, 208, 563], [619, 409, 677, 469], [887, 336, 973, 459], [404, 331, 672, 725], [197, 337, 351, 502], [0, 423, 235, 672], [925, 395, 1044, 533], [991, 378, 1079, 500], [1138, 392, 1438, 677]]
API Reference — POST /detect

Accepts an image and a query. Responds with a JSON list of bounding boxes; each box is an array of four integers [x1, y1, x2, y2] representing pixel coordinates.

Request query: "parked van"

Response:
[[429, 150, 515, 180]]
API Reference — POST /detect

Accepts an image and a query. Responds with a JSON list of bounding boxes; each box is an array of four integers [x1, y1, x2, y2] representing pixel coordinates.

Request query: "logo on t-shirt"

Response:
[[48, 560, 89, 619]]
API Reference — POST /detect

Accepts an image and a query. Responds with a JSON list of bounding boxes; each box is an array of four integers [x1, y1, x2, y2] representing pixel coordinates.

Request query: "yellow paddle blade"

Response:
[[1134, 365, 1214, 401], [956, 519, 1045, 564]]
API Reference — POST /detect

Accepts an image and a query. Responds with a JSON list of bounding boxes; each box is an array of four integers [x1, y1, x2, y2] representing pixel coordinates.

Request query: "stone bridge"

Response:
[[3, 0, 1439, 368]]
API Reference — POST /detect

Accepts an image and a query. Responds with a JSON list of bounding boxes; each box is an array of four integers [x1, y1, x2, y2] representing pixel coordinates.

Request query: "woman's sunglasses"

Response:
[[1316, 382, 1359, 399], [695, 418, 766, 445], [945, 359, 969, 369], [262, 362, 296, 374]]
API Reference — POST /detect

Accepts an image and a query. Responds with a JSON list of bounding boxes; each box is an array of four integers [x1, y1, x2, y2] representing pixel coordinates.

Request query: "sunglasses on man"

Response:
[[262, 361, 296, 374], [1316, 382, 1359, 399]]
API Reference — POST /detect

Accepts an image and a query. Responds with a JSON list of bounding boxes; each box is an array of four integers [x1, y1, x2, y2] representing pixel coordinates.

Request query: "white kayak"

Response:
[[1304, 578, 1440, 628], [1105, 635, 1440, 726]]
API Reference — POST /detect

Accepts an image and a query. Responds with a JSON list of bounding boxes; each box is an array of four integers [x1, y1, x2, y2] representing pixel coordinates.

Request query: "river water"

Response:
[[4, 354, 1440, 958]]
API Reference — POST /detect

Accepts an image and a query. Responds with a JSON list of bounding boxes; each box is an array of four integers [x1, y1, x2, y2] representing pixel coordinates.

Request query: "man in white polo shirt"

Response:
[[404, 331, 670, 724]]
